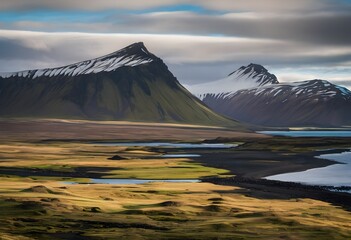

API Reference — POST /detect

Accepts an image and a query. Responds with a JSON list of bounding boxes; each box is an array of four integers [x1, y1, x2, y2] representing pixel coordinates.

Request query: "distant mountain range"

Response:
[[0, 42, 239, 128], [190, 64, 351, 127]]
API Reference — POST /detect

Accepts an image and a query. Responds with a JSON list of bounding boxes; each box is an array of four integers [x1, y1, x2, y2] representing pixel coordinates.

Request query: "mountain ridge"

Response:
[[188, 63, 278, 100], [0, 43, 241, 128], [201, 78, 351, 127], [189, 62, 351, 127], [0, 42, 156, 79]]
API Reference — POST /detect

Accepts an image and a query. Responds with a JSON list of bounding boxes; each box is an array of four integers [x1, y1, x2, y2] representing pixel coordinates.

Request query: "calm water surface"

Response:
[[259, 131, 351, 137], [93, 142, 237, 148], [266, 150, 351, 190], [161, 154, 201, 158]]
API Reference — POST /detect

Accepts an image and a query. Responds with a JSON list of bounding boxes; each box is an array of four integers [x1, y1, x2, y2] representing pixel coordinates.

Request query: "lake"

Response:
[[259, 131, 351, 137], [161, 154, 201, 158], [266, 150, 351, 192], [92, 142, 237, 148]]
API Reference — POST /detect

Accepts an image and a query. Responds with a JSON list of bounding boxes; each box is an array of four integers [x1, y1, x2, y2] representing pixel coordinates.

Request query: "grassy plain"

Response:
[[0, 120, 350, 239]]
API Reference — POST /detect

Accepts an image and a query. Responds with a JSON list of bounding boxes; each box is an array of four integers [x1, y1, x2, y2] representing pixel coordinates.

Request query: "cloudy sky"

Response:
[[0, 0, 350, 88]]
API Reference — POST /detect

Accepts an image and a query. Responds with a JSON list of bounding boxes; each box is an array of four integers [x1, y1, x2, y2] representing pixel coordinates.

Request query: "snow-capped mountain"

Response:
[[204, 79, 351, 127], [0, 42, 154, 79], [233, 80, 351, 101], [188, 63, 278, 100], [0, 42, 239, 127], [189, 62, 351, 127]]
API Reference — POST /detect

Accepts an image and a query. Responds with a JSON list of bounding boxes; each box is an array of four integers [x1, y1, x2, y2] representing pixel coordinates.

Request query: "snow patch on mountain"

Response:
[[230, 80, 351, 101], [0, 42, 154, 79], [187, 63, 278, 100]]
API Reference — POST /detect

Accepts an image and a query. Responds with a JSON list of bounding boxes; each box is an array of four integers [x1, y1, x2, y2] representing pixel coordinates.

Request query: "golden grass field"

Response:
[[0, 120, 350, 239]]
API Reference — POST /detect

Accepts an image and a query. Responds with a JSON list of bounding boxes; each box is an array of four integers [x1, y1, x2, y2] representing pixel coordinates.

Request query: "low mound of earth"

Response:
[[22, 185, 55, 194]]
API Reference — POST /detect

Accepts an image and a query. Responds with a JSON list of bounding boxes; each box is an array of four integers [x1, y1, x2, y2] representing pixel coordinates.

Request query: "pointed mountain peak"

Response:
[[0, 42, 158, 79], [126, 42, 148, 51], [247, 63, 267, 72], [128, 41, 146, 48], [106, 42, 154, 59], [228, 63, 279, 86], [233, 63, 268, 76], [187, 63, 279, 98]]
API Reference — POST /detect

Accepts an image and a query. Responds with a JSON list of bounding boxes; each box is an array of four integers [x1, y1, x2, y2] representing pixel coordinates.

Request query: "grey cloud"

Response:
[[329, 80, 351, 88], [3, 30, 348, 67], [169, 63, 242, 85], [0, 38, 45, 60], [197, 0, 346, 12], [0, 0, 345, 12], [0, 0, 181, 11], [4, 10, 351, 46], [121, 11, 351, 46], [0, 30, 350, 87]]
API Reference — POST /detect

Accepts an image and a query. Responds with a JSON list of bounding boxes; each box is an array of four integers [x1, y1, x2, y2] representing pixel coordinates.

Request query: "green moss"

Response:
[[103, 162, 229, 179]]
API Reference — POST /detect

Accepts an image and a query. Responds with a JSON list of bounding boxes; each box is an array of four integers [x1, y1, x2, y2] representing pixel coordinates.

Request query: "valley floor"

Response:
[[0, 119, 350, 240]]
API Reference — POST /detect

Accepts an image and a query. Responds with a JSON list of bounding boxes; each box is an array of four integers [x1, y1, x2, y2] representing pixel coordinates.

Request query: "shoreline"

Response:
[[203, 176, 351, 210], [1, 121, 350, 212]]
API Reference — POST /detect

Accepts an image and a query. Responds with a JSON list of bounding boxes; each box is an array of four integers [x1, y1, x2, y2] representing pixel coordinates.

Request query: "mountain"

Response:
[[201, 79, 351, 127], [0, 42, 239, 127], [188, 63, 278, 100], [188, 63, 351, 127]]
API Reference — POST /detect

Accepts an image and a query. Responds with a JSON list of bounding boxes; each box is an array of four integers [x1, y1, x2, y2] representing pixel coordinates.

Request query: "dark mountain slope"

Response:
[[204, 80, 351, 127], [0, 43, 240, 127]]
